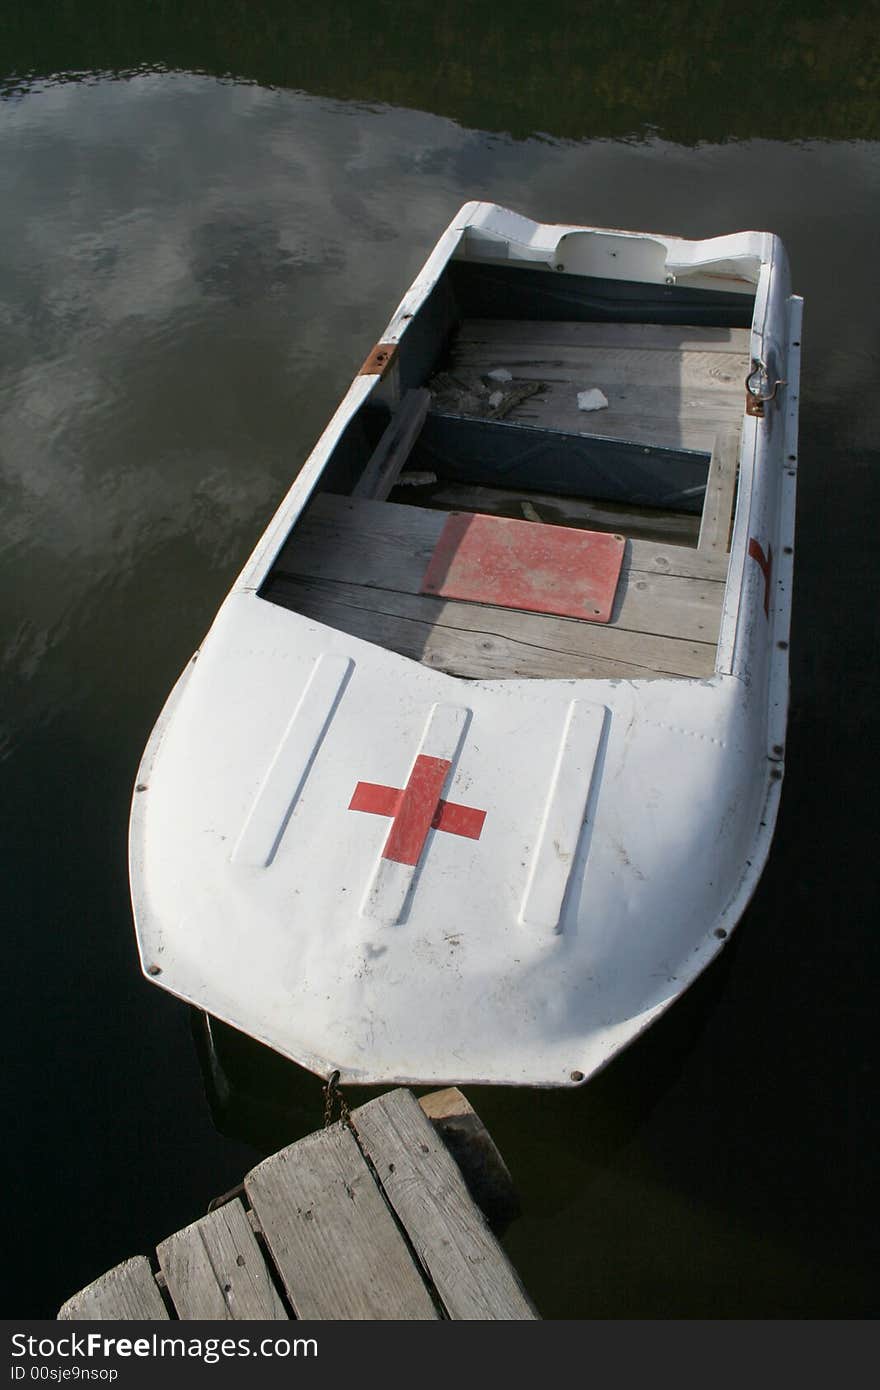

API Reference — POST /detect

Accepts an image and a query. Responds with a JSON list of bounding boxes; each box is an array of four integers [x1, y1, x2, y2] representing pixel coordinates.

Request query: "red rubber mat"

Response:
[[420, 512, 625, 623]]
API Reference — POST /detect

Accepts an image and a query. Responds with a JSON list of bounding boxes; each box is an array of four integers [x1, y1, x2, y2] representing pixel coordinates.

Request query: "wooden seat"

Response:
[[262, 493, 728, 681]]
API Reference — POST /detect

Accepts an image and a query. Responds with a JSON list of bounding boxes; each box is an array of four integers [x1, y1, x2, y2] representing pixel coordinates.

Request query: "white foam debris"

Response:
[[486, 367, 513, 382], [577, 388, 609, 411], [488, 390, 505, 407], [397, 470, 437, 487]]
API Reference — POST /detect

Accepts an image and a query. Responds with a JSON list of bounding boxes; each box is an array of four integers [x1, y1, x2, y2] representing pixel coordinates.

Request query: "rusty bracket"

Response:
[[359, 341, 398, 379], [745, 358, 786, 418]]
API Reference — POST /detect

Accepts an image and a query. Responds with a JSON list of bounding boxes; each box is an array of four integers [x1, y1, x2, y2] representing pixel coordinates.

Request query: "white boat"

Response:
[[129, 202, 801, 1088]]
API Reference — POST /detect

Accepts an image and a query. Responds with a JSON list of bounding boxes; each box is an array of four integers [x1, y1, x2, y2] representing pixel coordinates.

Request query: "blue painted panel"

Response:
[[410, 411, 710, 513], [449, 260, 754, 327]]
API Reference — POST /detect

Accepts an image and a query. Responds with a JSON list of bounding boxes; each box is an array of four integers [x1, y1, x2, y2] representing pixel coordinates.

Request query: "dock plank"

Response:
[[156, 1199, 288, 1320], [351, 1089, 538, 1320], [58, 1256, 168, 1321], [419, 1087, 520, 1232], [244, 1122, 439, 1320], [57, 1088, 538, 1322]]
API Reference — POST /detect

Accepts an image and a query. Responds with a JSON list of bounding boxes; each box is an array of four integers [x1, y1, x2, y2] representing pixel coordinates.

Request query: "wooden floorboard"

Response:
[[267, 493, 726, 677], [265, 575, 717, 679], [280, 495, 727, 585], [445, 319, 750, 454], [278, 494, 722, 636]]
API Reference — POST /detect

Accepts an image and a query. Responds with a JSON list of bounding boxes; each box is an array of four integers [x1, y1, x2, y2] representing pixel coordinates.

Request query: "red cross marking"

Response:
[[349, 754, 486, 867], [748, 537, 773, 619]]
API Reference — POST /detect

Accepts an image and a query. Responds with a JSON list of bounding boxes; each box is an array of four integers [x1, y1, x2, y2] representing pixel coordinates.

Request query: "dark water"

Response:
[[2, 3, 878, 1319]]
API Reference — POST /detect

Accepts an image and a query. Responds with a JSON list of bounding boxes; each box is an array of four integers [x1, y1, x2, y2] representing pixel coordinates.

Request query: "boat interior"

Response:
[[260, 256, 756, 680]]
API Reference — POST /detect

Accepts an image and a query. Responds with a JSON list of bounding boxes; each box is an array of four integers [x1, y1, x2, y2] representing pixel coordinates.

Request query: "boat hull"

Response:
[[129, 204, 801, 1086]]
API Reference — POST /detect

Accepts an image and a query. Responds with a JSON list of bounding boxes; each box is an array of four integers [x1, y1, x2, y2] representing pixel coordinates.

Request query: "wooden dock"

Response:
[[58, 1087, 538, 1321]]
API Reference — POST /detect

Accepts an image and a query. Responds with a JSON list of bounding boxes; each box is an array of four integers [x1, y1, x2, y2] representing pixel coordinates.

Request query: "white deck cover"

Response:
[[132, 602, 780, 1086]]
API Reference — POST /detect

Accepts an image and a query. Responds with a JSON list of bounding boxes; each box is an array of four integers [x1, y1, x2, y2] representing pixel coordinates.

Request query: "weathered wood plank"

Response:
[[286, 494, 726, 584], [244, 1122, 438, 1320], [274, 494, 726, 642], [699, 428, 740, 554], [434, 397, 736, 454], [481, 391, 743, 454], [277, 493, 436, 590], [447, 319, 749, 452], [156, 1199, 288, 1320], [58, 1256, 168, 1321], [456, 320, 752, 353], [352, 1089, 538, 1320], [419, 1088, 520, 1232], [453, 346, 747, 394], [265, 574, 718, 679], [353, 388, 431, 500], [400, 478, 701, 546]]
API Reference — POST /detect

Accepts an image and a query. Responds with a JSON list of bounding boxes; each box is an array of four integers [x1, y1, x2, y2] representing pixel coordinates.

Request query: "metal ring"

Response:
[[746, 359, 787, 403]]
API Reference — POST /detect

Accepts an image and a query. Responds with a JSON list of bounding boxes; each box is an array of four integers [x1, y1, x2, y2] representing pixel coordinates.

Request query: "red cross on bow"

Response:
[[349, 755, 486, 867]]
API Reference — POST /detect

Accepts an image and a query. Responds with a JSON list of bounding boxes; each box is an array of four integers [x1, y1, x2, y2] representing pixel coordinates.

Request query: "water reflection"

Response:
[[2, 76, 878, 752]]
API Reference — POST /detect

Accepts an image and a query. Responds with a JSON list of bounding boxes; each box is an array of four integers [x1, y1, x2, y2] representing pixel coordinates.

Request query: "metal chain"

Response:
[[322, 1069, 352, 1129]]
